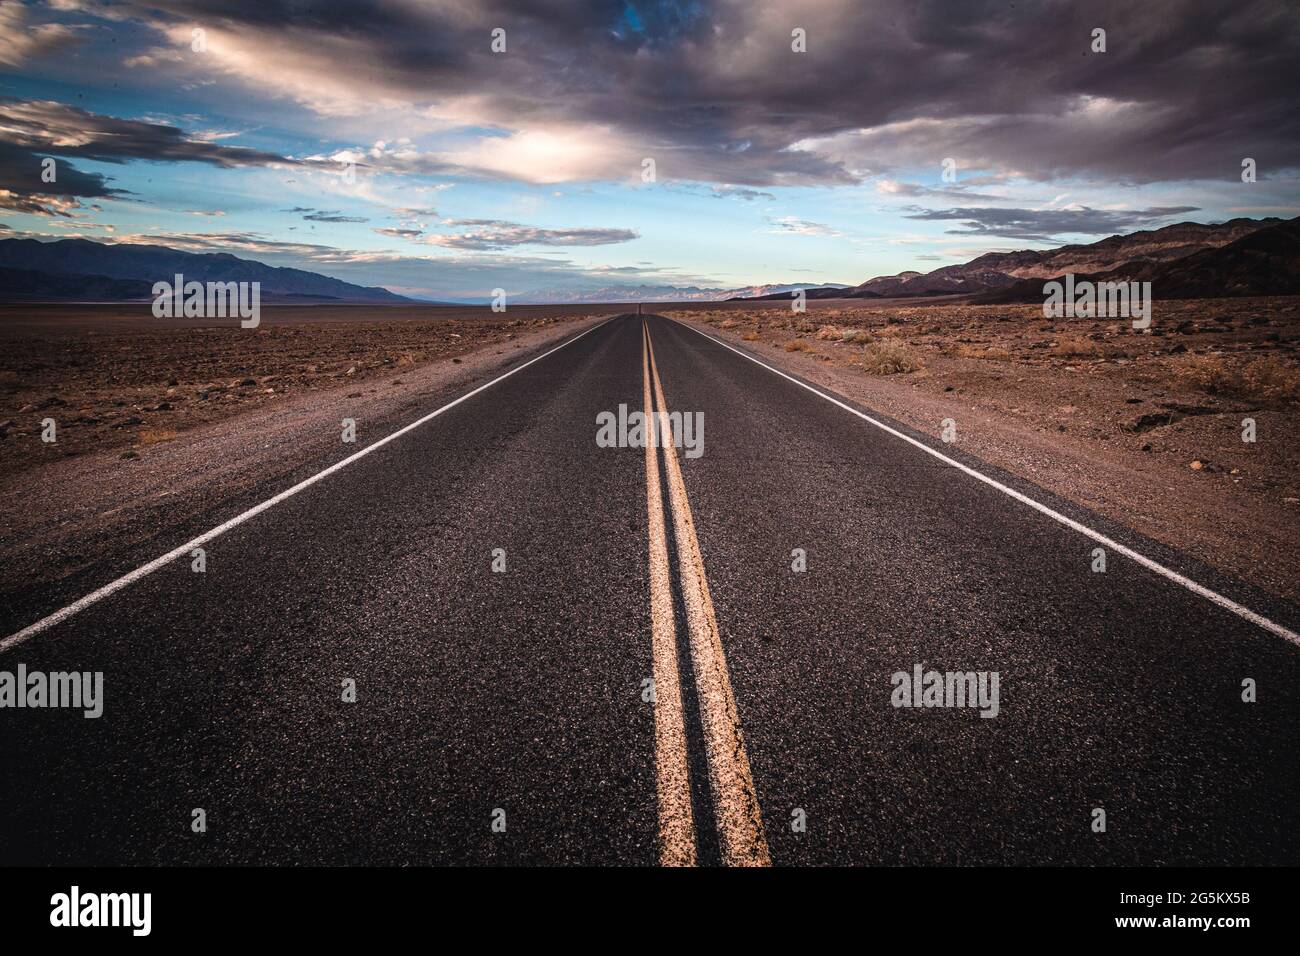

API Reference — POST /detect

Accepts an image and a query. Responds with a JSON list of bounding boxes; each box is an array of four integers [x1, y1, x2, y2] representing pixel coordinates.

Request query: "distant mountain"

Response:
[[738, 217, 1288, 301], [0, 238, 409, 302], [725, 282, 852, 300], [514, 281, 851, 304], [1133, 217, 1300, 297], [848, 263, 1016, 298], [0, 266, 155, 300], [976, 217, 1300, 303], [743, 264, 1014, 300]]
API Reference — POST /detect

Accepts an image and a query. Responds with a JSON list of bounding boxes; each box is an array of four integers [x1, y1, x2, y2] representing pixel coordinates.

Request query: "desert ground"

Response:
[[0, 303, 611, 477]]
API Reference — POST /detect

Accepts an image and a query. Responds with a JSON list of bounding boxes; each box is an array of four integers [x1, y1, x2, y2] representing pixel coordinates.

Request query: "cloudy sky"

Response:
[[1, 0, 1297, 301]]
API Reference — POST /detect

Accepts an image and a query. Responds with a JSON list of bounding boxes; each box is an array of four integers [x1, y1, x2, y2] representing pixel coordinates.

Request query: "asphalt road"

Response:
[[1, 313, 1297, 866]]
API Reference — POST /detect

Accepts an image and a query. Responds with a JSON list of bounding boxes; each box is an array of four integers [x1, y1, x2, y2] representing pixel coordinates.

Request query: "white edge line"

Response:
[[669, 316, 1300, 648], [0, 314, 620, 654]]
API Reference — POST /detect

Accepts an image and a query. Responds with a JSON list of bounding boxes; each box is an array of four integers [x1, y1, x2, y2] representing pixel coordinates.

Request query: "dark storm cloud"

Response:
[[906, 205, 1201, 241], [0, 98, 301, 167], [0, 141, 131, 217], [0, 96, 306, 216], [92, 0, 1299, 186]]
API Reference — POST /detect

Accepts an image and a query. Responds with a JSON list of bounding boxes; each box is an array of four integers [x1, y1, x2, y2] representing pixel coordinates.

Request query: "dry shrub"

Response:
[[1239, 357, 1300, 401], [839, 329, 873, 344], [1176, 354, 1234, 394], [815, 325, 841, 340], [741, 331, 760, 341], [860, 340, 923, 374], [1177, 354, 1300, 402], [1054, 337, 1102, 358]]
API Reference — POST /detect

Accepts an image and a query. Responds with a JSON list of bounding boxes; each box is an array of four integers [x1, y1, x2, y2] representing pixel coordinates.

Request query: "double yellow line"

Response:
[[641, 320, 770, 867]]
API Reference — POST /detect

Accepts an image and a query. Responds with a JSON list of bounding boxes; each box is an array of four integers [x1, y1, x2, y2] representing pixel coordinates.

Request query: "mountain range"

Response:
[[3, 218, 1296, 306], [738, 216, 1298, 302], [0, 238, 409, 303], [0, 238, 847, 305], [977, 217, 1300, 303]]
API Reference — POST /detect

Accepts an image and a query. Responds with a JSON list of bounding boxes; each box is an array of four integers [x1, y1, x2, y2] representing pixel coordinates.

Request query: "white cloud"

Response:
[[767, 216, 842, 237], [0, 3, 84, 67]]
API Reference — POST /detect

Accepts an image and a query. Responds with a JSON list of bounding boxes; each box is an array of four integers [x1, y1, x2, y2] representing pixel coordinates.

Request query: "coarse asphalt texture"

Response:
[[1, 313, 1297, 865]]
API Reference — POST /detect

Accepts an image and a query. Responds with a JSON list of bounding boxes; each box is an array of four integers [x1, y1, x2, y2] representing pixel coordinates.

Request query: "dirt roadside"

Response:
[[667, 298, 1299, 603], [0, 303, 617, 478], [0, 309, 613, 597]]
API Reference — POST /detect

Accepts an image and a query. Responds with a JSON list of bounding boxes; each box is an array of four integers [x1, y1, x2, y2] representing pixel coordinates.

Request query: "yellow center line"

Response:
[[645, 322, 772, 867], [642, 320, 697, 866]]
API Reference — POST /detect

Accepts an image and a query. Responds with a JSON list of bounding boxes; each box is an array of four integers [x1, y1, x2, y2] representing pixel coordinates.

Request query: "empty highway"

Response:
[[2, 313, 1297, 866]]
